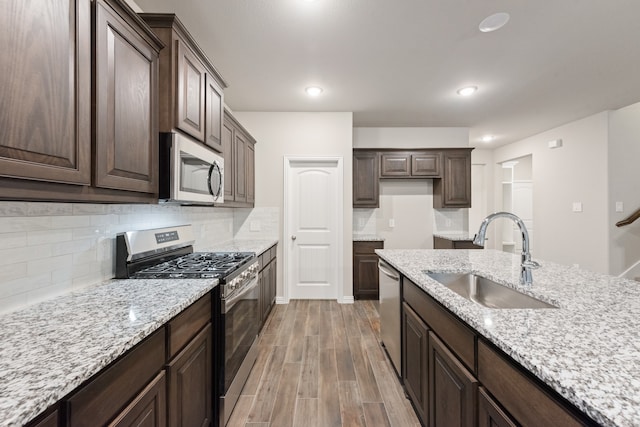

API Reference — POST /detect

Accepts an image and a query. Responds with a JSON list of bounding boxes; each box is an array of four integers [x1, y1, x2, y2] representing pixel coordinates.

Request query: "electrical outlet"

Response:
[[389, 218, 395, 228], [358, 218, 365, 228], [616, 201, 624, 213], [250, 220, 261, 232]]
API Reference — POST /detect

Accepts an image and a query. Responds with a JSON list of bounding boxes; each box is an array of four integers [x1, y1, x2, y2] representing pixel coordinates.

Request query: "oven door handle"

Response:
[[223, 275, 259, 313]]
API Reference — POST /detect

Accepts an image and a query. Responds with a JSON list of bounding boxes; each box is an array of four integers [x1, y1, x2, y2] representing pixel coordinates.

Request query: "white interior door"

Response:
[[284, 157, 343, 301]]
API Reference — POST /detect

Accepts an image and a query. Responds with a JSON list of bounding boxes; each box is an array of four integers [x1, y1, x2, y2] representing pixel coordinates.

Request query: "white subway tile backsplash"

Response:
[[72, 204, 109, 215], [3, 263, 27, 283], [0, 244, 52, 267], [0, 216, 52, 233], [27, 255, 73, 276], [51, 215, 92, 229], [27, 202, 73, 216], [0, 232, 27, 249], [27, 229, 73, 246], [0, 202, 28, 217], [0, 273, 51, 299], [0, 202, 279, 314]]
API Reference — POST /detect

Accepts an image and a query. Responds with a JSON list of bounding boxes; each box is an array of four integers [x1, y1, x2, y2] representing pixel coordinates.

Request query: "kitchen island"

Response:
[[377, 248, 640, 427]]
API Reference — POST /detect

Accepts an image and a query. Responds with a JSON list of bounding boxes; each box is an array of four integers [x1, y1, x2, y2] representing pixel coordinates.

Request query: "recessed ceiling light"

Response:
[[305, 86, 323, 96], [479, 12, 510, 33], [457, 86, 477, 96], [481, 135, 494, 142]]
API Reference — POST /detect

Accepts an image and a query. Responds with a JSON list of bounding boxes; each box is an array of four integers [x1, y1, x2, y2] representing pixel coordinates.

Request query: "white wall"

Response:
[[493, 112, 609, 273], [234, 112, 354, 301], [353, 127, 469, 149], [608, 102, 640, 275], [469, 148, 495, 246]]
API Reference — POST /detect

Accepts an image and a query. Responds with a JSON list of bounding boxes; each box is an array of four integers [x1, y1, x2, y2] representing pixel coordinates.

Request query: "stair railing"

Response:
[[616, 207, 640, 227]]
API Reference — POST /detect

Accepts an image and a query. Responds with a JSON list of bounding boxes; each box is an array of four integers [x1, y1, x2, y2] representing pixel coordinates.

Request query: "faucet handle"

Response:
[[523, 259, 541, 269]]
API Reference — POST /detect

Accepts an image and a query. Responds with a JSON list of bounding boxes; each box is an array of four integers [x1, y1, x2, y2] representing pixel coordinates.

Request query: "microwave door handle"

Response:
[[207, 161, 222, 200]]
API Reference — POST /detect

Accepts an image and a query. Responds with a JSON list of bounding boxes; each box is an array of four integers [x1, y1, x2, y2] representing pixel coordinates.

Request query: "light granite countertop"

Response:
[[353, 234, 385, 242], [205, 238, 278, 256], [433, 232, 476, 241], [376, 248, 640, 427], [0, 277, 218, 426]]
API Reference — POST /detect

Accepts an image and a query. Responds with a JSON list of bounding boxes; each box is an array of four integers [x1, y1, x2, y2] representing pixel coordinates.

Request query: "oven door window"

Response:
[[180, 153, 211, 195], [224, 277, 260, 391]]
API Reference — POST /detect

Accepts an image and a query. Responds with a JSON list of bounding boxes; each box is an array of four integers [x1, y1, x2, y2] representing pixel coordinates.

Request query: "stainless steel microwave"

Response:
[[159, 132, 224, 205]]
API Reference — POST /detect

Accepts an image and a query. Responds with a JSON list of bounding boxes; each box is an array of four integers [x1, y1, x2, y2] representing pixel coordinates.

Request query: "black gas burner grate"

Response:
[[131, 251, 254, 279]]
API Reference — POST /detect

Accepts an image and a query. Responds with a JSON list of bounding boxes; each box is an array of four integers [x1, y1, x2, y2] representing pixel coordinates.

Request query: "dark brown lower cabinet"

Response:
[[27, 409, 59, 427], [478, 387, 517, 427], [109, 372, 167, 427], [259, 245, 277, 324], [428, 332, 478, 427], [67, 329, 166, 427], [477, 340, 588, 427], [402, 302, 429, 424], [166, 323, 212, 427], [353, 241, 384, 299]]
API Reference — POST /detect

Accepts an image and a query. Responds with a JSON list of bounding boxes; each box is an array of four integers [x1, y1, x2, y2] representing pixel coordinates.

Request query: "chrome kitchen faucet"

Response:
[[473, 212, 540, 286]]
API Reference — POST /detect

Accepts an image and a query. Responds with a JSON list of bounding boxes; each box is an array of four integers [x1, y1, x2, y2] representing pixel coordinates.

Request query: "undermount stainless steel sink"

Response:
[[425, 272, 558, 309]]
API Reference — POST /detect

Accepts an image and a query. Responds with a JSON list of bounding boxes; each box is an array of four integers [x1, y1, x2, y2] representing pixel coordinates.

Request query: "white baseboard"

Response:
[[275, 296, 289, 304], [339, 296, 355, 304]]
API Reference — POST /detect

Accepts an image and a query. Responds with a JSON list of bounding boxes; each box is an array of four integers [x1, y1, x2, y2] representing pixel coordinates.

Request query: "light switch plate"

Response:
[[250, 220, 261, 232], [572, 202, 583, 212], [616, 201, 624, 213], [389, 218, 395, 228]]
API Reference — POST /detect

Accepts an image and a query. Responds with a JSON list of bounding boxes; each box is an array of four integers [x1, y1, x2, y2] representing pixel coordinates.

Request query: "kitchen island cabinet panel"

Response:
[[428, 331, 477, 427], [478, 387, 517, 427], [477, 340, 588, 427], [27, 409, 59, 427], [403, 277, 476, 371], [402, 302, 429, 424], [0, 0, 91, 187]]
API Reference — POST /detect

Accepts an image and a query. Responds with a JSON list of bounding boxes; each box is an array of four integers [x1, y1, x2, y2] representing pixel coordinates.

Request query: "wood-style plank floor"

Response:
[[227, 300, 421, 427]]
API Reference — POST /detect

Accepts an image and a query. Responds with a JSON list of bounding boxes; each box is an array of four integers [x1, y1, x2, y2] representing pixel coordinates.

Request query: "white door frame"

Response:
[[282, 156, 344, 303]]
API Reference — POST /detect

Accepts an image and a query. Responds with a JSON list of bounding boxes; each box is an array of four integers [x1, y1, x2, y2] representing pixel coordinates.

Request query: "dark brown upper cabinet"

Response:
[[221, 109, 256, 208], [412, 152, 441, 177], [94, 0, 161, 194], [353, 150, 379, 208], [0, 0, 91, 186], [433, 149, 472, 208], [140, 14, 227, 152], [206, 75, 224, 152], [353, 148, 472, 208], [380, 150, 441, 178], [0, 0, 163, 203]]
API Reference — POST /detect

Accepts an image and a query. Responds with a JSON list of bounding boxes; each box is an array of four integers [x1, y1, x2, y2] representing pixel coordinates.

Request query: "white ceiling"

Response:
[[134, 0, 640, 147]]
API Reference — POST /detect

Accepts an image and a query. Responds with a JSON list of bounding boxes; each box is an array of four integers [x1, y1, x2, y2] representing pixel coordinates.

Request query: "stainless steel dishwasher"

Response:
[[378, 259, 401, 376]]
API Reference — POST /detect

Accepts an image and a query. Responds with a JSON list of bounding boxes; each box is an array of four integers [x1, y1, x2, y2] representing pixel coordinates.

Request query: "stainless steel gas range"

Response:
[[115, 224, 260, 427]]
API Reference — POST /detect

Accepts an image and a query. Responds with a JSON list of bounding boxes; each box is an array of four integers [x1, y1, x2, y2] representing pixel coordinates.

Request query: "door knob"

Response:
[[291, 235, 297, 240]]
